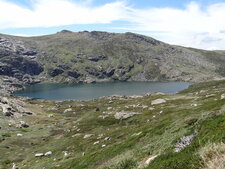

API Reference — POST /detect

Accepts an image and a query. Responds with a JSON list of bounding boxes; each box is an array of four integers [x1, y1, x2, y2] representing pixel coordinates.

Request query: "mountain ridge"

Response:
[[0, 30, 225, 93]]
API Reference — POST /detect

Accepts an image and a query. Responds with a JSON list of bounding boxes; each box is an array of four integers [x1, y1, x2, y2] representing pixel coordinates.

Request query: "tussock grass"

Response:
[[101, 157, 137, 169], [199, 142, 225, 169]]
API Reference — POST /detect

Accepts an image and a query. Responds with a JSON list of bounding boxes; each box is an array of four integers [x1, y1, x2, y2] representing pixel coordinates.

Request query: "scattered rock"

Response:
[[104, 137, 111, 141], [151, 99, 166, 105], [68, 71, 80, 78], [95, 107, 100, 112], [22, 111, 33, 115], [106, 68, 115, 77], [48, 114, 54, 118], [35, 153, 45, 157], [45, 151, 52, 156], [17, 121, 29, 128], [49, 68, 64, 77], [35, 151, 52, 157], [145, 155, 158, 165], [17, 133, 23, 137], [142, 105, 148, 109], [149, 107, 155, 110], [129, 95, 144, 99], [114, 111, 140, 120], [175, 133, 196, 152], [102, 144, 106, 148], [12, 163, 18, 169], [151, 92, 165, 96], [64, 108, 72, 113], [108, 100, 113, 104], [93, 141, 100, 145], [206, 94, 216, 98], [0, 103, 14, 116], [63, 151, 69, 157], [72, 133, 81, 137], [4, 111, 14, 117], [132, 132, 142, 136], [191, 104, 198, 107], [107, 107, 113, 110], [84, 77, 96, 83], [83, 134, 95, 139], [97, 134, 104, 139], [221, 94, 225, 99], [21, 123, 29, 128]]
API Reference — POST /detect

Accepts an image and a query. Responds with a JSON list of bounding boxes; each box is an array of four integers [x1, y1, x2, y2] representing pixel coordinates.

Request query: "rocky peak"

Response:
[[58, 30, 73, 34]]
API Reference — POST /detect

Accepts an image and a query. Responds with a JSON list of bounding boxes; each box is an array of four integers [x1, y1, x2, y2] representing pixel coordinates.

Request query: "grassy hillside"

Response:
[[32, 31, 225, 82], [1, 80, 225, 168]]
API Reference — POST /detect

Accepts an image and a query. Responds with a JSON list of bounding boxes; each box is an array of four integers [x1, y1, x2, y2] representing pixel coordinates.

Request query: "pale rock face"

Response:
[[107, 107, 113, 110], [174, 133, 196, 152], [114, 111, 140, 120], [93, 141, 100, 145], [35, 153, 44, 157], [104, 137, 111, 141], [83, 134, 95, 139], [151, 99, 166, 105], [45, 151, 52, 156], [17, 133, 23, 137], [191, 104, 198, 107], [12, 163, 18, 169], [221, 94, 225, 99], [145, 155, 158, 165], [64, 108, 72, 113]]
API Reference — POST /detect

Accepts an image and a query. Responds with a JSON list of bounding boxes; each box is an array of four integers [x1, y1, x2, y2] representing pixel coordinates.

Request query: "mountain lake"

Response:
[[14, 81, 190, 100]]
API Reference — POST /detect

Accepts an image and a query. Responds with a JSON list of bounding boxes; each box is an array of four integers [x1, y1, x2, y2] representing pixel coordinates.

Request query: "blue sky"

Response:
[[1, 0, 225, 49]]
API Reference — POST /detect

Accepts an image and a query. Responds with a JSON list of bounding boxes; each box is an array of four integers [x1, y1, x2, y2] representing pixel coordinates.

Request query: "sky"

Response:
[[1, 0, 225, 50]]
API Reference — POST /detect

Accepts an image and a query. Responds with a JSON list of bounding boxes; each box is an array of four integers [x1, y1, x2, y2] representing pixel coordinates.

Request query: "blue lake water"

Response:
[[14, 81, 190, 101]]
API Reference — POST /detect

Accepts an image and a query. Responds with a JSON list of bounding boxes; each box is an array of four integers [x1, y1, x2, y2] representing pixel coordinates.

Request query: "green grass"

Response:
[[1, 79, 225, 168]]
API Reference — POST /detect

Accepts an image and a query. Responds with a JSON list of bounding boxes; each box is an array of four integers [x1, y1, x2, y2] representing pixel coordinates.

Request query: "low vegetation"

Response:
[[1, 79, 225, 168]]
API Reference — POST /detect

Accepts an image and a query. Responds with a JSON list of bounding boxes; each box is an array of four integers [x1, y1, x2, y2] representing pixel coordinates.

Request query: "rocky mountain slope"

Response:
[[1, 79, 225, 168], [1, 30, 225, 93]]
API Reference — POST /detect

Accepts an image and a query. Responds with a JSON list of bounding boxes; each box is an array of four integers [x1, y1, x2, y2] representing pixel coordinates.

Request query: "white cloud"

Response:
[[0, 0, 128, 28], [123, 1, 225, 49], [1, 0, 225, 49]]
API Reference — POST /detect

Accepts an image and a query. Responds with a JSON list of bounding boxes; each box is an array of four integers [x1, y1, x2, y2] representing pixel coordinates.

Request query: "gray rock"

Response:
[[114, 111, 140, 120], [93, 141, 100, 145], [104, 137, 111, 141], [64, 108, 72, 113], [45, 151, 52, 156], [174, 133, 196, 152], [22, 111, 33, 115], [17, 133, 23, 137], [145, 155, 158, 165], [83, 134, 95, 139], [49, 68, 64, 77], [35, 153, 45, 157], [221, 94, 225, 99], [19, 121, 29, 128], [68, 71, 80, 78], [12, 163, 18, 169], [151, 99, 166, 105]]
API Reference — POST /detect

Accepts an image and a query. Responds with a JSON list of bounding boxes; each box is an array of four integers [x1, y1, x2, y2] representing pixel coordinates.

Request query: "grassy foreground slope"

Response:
[[1, 80, 225, 169]]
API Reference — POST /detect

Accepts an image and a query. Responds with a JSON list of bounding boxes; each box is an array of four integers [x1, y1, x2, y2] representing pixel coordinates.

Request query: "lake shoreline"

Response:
[[14, 81, 190, 101]]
